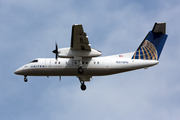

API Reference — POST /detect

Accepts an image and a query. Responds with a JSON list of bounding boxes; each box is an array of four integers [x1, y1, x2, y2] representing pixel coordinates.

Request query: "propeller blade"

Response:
[[56, 42, 58, 51], [56, 52, 58, 60], [52, 42, 58, 60]]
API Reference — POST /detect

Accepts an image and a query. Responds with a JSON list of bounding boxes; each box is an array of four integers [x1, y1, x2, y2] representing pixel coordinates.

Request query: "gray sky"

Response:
[[0, 0, 180, 120]]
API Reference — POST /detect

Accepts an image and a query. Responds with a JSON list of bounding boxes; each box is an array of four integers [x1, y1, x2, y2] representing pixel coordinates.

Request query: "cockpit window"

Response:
[[30, 60, 38, 63]]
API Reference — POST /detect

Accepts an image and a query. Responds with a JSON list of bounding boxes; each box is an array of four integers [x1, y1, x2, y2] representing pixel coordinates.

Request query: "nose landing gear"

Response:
[[74, 57, 84, 74], [24, 75, 28, 82]]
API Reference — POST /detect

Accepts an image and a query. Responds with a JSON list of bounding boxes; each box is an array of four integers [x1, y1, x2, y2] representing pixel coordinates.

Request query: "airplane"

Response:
[[14, 23, 168, 91]]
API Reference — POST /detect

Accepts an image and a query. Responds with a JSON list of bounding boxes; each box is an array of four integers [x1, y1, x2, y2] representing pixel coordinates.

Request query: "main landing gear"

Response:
[[74, 58, 84, 74], [24, 75, 28, 82], [80, 81, 86, 91], [78, 76, 90, 91]]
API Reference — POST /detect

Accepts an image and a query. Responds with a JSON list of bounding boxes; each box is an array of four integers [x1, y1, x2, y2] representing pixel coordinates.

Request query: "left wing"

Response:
[[71, 24, 91, 51]]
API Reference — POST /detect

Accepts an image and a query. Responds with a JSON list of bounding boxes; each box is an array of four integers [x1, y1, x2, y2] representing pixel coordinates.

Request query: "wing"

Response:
[[71, 24, 91, 51]]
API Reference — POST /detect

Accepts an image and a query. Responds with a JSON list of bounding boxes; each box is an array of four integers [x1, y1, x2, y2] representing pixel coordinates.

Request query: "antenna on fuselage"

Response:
[[59, 76, 61, 82]]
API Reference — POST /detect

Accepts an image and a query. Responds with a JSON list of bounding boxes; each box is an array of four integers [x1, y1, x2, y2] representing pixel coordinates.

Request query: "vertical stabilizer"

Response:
[[132, 23, 168, 60]]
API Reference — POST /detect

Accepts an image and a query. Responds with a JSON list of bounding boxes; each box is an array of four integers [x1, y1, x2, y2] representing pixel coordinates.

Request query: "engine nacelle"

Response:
[[58, 47, 102, 58]]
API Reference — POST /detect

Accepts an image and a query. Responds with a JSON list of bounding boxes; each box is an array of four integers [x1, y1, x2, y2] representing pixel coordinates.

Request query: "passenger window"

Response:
[[97, 62, 99, 64], [94, 62, 96, 64], [58, 62, 60, 64], [86, 62, 88, 64]]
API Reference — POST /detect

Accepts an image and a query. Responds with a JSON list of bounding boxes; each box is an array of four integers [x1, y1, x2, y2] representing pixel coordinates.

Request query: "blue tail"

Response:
[[132, 23, 168, 60]]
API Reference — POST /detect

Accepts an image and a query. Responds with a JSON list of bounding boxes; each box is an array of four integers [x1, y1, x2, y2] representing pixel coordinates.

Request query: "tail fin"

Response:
[[132, 23, 168, 60]]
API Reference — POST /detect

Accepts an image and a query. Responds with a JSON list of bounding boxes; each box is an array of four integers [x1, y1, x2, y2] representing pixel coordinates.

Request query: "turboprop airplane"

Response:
[[14, 23, 168, 91]]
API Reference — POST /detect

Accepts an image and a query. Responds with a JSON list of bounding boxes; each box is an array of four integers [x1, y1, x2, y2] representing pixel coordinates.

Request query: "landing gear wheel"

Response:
[[78, 66, 83, 74], [24, 78, 28, 82], [81, 83, 86, 91], [24, 75, 28, 82]]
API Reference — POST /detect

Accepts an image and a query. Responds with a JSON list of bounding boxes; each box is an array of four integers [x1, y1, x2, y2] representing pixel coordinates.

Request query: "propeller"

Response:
[[52, 42, 58, 60]]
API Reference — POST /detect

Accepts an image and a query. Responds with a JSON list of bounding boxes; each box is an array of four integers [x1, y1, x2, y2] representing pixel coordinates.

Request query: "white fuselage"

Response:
[[14, 55, 158, 76]]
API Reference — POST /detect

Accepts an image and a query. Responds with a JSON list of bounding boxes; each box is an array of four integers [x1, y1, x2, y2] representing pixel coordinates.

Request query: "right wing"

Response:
[[71, 24, 91, 51]]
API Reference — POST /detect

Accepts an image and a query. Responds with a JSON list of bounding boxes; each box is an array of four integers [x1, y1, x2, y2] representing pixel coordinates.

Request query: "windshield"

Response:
[[30, 60, 38, 63]]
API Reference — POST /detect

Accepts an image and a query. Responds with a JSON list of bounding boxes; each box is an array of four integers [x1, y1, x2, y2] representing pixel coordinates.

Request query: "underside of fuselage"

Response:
[[15, 68, 129, 76]]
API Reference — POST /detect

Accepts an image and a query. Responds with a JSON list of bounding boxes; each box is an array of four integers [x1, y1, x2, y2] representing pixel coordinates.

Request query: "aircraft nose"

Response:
[[14, 69, 20, 75], [14, 66, 24, 75], [14, 69, 21, 75]]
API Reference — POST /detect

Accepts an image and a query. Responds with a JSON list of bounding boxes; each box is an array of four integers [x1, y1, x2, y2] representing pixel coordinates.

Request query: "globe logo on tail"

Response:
[[132, 40, 158, 60]]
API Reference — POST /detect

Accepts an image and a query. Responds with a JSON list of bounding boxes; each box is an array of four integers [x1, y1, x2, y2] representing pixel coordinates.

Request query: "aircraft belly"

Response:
[[25, 68, 117, 76], [46, 68, 114, 76]]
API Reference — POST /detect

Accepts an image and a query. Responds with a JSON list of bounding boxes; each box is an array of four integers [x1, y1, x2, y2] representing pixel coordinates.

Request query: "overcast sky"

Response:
[[0, 0, 180, 120]]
